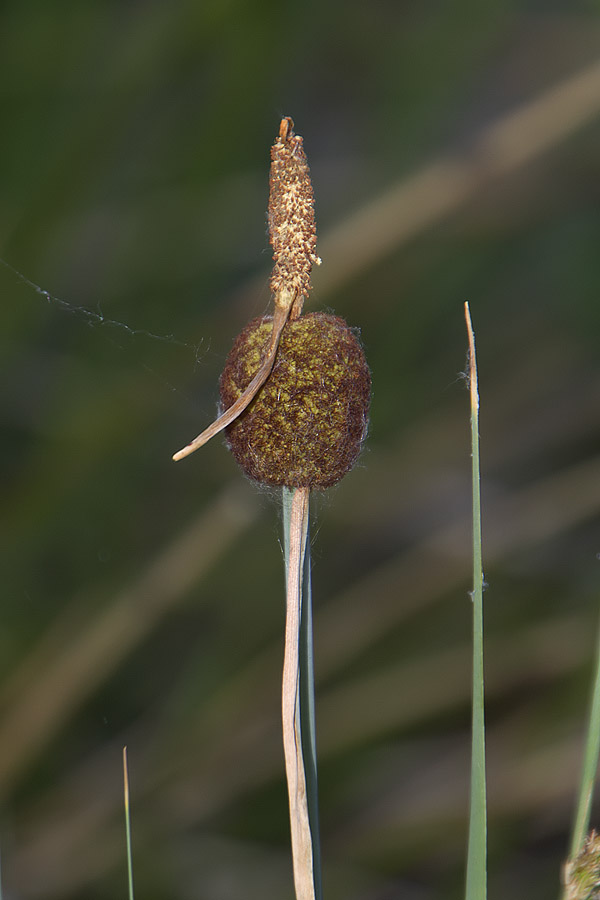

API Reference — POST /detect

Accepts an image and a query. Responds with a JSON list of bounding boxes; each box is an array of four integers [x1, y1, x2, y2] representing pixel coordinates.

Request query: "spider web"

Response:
[[1, 256, 206, 372]]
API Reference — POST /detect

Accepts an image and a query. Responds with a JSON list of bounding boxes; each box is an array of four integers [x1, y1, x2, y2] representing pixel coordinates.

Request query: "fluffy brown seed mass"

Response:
[[219, 313, 371, 489]]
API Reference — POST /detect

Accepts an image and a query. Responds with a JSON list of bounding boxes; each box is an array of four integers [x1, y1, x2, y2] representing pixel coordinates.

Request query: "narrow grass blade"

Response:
[[282, 486, 319, 900], [123, 746, 135, 900], [568, 609, 600, 861], [299, 518, 323, 900], [464, 302, 487, 900]]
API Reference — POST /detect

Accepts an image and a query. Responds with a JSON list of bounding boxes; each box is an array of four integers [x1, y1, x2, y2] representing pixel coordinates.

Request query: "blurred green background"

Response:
[[2, 2, 600, 898]]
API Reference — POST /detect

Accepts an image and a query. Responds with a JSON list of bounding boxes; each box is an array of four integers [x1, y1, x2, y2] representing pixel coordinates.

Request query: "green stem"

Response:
[[464, 303, 487, 900], [299, 521, 322, 900], [568, 609, 600, 861], [123, 746, 135, 900]]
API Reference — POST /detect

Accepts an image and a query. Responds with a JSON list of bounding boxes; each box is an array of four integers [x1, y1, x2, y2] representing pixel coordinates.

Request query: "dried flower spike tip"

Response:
[[269, 117, 321, 319]]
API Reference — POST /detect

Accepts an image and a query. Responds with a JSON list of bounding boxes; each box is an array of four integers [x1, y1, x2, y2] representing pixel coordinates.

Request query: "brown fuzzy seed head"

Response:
[[219, 313, 371, 489]]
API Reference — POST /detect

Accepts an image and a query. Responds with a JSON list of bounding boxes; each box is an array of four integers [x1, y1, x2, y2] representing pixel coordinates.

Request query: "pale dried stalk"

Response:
[[282, 486, 315, 900]]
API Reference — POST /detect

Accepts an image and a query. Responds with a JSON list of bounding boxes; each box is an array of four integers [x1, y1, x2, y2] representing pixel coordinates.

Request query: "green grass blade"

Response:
[[123, 746, 135, 900], [568, 609, 600, 860], [283, 487, 293, 579], [299, 521, 323, 900], [464, 303, 487, 900]]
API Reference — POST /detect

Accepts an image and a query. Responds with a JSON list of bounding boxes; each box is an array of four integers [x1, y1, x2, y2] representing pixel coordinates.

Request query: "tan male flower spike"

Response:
[[172, 117, 321, 462], [268, 116, 321, 319]]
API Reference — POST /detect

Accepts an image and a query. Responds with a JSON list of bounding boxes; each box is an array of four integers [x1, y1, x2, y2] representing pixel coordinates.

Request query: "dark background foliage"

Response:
[[2, 2, 600, 897]]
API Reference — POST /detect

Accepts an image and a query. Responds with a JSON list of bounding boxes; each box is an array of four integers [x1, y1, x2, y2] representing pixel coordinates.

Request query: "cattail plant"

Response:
[[173, 117, 371, 900]]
